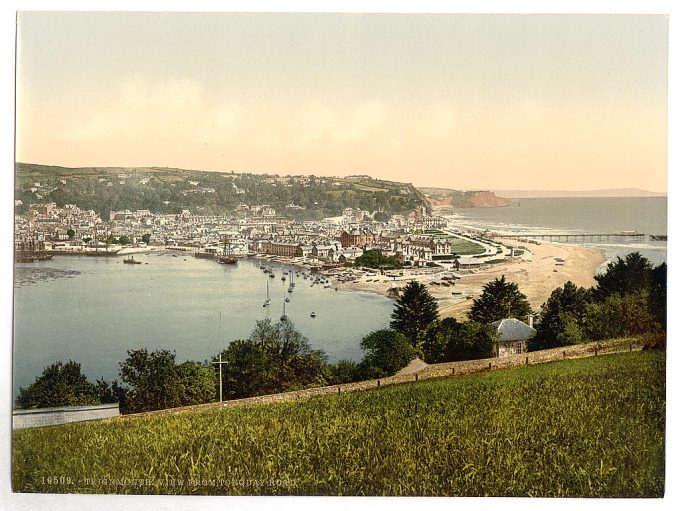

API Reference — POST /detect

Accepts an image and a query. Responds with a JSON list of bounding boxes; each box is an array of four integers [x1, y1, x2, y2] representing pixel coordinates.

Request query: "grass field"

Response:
[[449, 237, 486, 255], [424, 229, 487, 255], [12, 351, 665, 497]]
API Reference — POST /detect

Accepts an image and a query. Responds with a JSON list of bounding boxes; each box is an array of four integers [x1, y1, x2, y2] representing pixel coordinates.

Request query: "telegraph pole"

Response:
[[213, 353, 228, 402], [212, 312, 227, 402]]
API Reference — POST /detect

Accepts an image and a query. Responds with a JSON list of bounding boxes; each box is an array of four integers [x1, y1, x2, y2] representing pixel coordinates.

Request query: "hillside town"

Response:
[[14, 200, 512, 269]]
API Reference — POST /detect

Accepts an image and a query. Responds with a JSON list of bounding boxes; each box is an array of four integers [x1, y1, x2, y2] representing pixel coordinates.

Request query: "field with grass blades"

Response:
[[12, 351, 665, 497]]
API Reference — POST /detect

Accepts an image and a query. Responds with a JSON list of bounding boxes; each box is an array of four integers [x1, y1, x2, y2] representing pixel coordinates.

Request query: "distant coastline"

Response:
[[491, 188, 666, 199]]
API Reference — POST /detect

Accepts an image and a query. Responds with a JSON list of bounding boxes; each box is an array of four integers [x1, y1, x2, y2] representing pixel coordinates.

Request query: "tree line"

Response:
[[15, 252, 665, 414]]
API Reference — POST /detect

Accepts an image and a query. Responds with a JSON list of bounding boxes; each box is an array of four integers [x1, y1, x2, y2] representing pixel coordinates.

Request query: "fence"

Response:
[[13, 403, 120, 429]]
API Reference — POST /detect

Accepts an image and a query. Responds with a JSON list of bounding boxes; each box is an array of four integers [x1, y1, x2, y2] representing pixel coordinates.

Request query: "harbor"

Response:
[[13, 254, 394, 401]]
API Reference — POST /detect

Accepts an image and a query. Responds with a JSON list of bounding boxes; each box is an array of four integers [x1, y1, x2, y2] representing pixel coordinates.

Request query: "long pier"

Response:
[[488, 232, 665, 242]]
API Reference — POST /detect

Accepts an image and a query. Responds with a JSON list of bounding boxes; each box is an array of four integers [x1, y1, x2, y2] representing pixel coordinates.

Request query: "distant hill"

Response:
[[419, 187, 511, 210], [491, 188, 666, 199]]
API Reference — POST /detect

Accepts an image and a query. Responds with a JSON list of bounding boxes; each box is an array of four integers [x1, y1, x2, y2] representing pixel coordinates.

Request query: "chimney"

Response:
[[528, 315, 534, 328]]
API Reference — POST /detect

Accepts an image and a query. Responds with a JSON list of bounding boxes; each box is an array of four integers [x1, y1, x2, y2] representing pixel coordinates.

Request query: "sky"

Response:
[[15, 12, 668, 192]]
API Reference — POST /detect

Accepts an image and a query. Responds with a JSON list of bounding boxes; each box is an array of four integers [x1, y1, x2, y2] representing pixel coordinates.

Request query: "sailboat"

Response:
[[218, 239, 238, 265], [263, 279, 271, 307], [280, 288, 288, 322], [288, 270, 295, 293]]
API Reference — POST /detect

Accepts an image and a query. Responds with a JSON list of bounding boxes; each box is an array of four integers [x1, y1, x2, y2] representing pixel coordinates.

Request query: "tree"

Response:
[[176, 361, 216, 406], [141, 233, 152, 244], [119, 349, 215, 413], [94, 379, 128, 408], [119, 349, 180, 413], [66, 228, 75, 240], [118, 235, 131, 245], [593, 252, 654, 301], [359, 329, 416, 375], [468, 276, 532, 325], [214, 319, 328, 399], [374, 211, 390, 223], [428, 319, 497, 362], [16, 360, 99, 409], [532, 281, 592, 351], [327, 359, 361, 384], [390, 280, 439, 350], [423, 318, 458, 363], [649, 262, 667, 329], [354, 249, 401, 269], [215, 340, 274, 400], [584, 291, 661, 341]]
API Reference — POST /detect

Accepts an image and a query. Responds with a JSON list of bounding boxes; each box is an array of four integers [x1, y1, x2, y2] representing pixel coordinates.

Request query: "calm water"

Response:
[[448, 197, 667, 267], [13, 255, 393, 399]]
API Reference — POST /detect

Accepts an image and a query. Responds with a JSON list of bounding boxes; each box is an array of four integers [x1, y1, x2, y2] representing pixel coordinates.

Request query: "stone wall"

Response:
[[118, 337, 647, 421], [13, 403, 120, 429]]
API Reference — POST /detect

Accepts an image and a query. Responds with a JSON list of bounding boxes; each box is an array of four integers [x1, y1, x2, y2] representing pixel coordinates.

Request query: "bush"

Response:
[[584, 291, 661, 341], [360, 329, 416, 376], [327, 359, 361, 384]]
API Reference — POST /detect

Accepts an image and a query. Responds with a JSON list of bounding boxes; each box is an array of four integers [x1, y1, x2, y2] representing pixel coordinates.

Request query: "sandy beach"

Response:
[[330, 240, 605, 321]]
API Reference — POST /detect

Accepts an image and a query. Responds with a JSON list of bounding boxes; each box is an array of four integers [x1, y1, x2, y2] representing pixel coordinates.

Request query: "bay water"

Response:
[[13, 255, 393, 400]]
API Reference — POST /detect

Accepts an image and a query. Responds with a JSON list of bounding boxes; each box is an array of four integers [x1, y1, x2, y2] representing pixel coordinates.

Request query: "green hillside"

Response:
[[12, 351, 665, 497], [14, 163, 428, 219]]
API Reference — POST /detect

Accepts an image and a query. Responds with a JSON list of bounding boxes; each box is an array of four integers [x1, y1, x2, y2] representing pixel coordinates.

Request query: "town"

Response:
[[14, 199, 519, 273]]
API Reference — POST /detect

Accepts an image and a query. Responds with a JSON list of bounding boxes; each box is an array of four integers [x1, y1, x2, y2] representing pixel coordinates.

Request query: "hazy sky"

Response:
[[16, 12, 668, 191]]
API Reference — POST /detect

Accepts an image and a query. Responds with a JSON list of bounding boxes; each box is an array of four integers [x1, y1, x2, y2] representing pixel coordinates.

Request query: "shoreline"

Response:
[[167, 242, 606, 320], [34, 242, 606, 322], [329, 239, 605, 321]]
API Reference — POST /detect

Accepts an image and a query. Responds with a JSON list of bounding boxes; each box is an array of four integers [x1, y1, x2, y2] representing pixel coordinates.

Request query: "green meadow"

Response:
[[12, 351, 665, 497]]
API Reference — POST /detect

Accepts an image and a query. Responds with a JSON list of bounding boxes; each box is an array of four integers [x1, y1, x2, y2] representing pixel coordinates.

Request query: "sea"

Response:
[[12, 197, 667, 401], [446, 197, 667, 269]]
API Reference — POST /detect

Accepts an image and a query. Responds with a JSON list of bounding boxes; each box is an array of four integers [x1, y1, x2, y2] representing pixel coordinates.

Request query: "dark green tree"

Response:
[[66, 228, 75, 240], [119, 349, 180, 413], [468, 275, 532, 324], [215, 340, 274, 400], [214, 319, 328, 399], [16, 360, 99, 409], [428, 319, 497, 362], [584, 291, 661, 341], [532, 281, 592, 351], [649, 262, 667, 329], [327, 359, 361, 384], [354, 249, 401, 269], [141, 233, 152, 244], [423, 318, 458, 363], [359, 329, 416, 376], [593, 252, 654, 301], [374, 211, 390, 222], [175, 361, 216, 406], [390, 280, 439, 350], [118, 235, 131, 245], [94, 378, 128, 406]]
